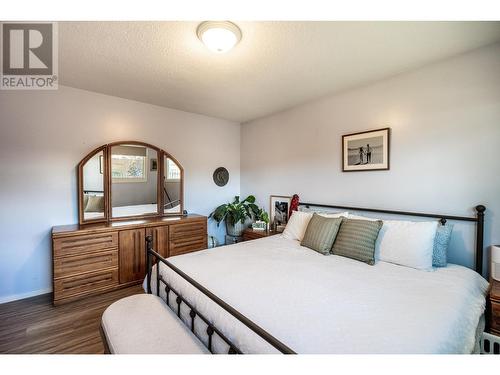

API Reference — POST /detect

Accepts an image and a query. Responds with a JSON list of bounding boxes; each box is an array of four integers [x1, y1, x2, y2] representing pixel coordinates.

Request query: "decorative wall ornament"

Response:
[[213, 167, 229, 186]]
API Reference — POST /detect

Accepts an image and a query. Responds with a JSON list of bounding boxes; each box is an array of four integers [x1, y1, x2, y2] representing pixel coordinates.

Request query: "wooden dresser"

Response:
[[52, 214, 207, 305]]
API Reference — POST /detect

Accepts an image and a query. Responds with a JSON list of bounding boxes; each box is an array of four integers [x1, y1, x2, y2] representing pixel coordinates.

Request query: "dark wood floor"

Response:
[[0, 285, 144, 354]]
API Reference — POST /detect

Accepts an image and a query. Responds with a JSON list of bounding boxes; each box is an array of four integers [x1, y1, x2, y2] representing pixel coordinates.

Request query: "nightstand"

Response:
[[242, 228, 278, 241], [489, 278, 500, 335]]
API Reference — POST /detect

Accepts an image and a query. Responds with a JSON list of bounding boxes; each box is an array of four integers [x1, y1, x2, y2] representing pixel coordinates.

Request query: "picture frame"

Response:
[[150, 158, 158, 171], [269, 195, 291, 230], [342, 127, 390, 172]]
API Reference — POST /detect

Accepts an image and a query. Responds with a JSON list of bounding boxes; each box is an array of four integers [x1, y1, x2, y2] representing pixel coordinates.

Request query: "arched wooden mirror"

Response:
[[78, 141, 184, 224]]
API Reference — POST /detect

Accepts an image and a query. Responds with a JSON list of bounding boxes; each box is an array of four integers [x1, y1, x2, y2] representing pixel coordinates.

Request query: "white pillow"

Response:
[[347, 213, 379, 221], [376, 220, 438, 270], [282, 211, 313, 241], [319, 211, 349, 218]]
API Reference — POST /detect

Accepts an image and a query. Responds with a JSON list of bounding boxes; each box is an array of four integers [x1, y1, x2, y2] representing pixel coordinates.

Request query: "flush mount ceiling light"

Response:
[[197, 21, 242, 53]]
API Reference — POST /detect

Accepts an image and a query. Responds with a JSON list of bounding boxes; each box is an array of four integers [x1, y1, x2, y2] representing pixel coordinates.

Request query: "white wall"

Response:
[[0, 86, 240, 302], [241, 43, 500, 271]]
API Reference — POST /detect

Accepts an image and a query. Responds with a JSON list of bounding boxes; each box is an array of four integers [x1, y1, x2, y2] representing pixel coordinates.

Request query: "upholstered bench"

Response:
[[101, 294, 209, 354]]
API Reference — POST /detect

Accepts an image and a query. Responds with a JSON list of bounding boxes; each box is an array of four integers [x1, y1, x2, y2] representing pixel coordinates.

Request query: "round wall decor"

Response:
[[213, 167, 229, 187]]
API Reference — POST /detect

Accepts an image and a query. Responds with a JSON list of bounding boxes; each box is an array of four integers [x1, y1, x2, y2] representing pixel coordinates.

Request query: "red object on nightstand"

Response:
[[289, 194, 300, 218]]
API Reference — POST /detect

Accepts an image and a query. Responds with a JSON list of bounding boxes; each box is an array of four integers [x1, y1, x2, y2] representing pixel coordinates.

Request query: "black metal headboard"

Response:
[[298, 202, 486, 275]]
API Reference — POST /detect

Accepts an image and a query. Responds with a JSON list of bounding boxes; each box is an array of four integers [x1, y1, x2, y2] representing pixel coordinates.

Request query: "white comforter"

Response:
[[145, 235, 488, 354]]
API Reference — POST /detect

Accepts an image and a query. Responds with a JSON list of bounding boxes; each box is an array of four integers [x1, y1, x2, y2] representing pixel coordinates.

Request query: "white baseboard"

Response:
[[0, 288, 52, 304]]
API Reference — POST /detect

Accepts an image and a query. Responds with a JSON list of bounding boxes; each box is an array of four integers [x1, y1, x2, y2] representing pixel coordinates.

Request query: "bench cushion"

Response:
[[101, 294, 209, 354]]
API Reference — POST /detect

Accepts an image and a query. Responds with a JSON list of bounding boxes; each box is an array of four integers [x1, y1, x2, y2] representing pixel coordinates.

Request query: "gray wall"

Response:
[[0, 85, 240, 303], [241, 43, 500, 272]]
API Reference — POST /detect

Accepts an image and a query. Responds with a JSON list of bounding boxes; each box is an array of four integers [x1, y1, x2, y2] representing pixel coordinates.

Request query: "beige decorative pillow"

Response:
[[301, 213, 343, 255], [282, 211, 313, 241], [85, 195, 104, 212]]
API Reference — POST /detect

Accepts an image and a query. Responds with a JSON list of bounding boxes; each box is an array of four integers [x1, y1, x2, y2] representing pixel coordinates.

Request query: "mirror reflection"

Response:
[[111, 144, 158, 218], [82, 150, 105, 220], [164, 156, 182, 214]]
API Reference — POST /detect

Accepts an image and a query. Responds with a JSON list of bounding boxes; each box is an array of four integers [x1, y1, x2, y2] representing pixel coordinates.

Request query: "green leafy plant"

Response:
[[210, 195, 260, 226], [254, 207, 270, 224]]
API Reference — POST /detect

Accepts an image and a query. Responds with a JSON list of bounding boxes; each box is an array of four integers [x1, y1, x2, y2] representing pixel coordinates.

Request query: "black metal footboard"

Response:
[[145, 236, 295, 354]]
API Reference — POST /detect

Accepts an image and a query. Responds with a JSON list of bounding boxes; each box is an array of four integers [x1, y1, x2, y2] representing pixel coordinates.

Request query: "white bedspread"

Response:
[[145, 235, 488, 354]]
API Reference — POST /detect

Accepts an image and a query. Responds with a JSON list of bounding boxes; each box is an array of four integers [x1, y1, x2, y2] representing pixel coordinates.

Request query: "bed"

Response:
[[144, 203, 488, 354]]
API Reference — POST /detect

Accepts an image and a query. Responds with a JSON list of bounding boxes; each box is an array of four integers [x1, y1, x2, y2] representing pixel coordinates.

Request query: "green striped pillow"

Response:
[[332, 218, 383, 265], [300, 213, 343, 255]]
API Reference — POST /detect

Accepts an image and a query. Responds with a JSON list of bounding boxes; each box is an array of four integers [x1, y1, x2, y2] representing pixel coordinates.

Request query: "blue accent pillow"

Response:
[[433, 223, 454, 267]]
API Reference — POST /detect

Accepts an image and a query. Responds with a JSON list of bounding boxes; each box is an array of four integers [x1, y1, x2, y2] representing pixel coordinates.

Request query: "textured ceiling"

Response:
[[59, 21, 500, 122]]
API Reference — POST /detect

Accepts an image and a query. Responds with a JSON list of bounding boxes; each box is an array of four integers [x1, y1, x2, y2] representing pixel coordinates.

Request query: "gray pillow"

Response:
[[332, 218, 383, 265], [301, 213, 342, 255], [433, 223, 453, 267]]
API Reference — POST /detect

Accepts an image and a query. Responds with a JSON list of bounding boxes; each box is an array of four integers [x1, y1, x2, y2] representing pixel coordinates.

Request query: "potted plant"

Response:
[[252, 207, 270, 231], [210, 195, 260, 237]]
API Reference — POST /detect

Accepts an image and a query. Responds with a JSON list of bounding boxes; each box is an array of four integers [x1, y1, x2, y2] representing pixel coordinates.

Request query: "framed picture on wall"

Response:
[[270, 195, 291, 231], [342, 127, 390, 172], [150, 158, 158, 171]]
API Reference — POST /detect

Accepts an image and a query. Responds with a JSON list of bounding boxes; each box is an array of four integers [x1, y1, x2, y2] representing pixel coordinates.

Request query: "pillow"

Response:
[[432, 223, 454, 267], [331, 218, 383, 265], [376, 220, 438, 270], [299, 207, 349, 217], [85, 195, 104, 213], [282, 211, 313, 241], [301, 214, 343, 255], [347, 213, 379, 221], [318, 211, 349, 218]]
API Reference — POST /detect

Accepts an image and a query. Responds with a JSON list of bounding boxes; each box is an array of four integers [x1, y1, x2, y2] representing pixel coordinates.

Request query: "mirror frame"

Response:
[[78, 141, 184, 225]]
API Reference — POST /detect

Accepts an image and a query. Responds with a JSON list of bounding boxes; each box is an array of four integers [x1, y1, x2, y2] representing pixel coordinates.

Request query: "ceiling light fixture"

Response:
[[197, 21, 242, 53]]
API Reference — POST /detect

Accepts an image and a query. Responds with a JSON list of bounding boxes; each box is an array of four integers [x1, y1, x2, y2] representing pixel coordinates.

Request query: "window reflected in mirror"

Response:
[[82, 150, 105, 220], [164, 156, 182, 214], [111, 145, 158, 218]]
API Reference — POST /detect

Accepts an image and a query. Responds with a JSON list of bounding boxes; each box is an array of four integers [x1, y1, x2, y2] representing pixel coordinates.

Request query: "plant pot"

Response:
[[226, 218, 252, 237]]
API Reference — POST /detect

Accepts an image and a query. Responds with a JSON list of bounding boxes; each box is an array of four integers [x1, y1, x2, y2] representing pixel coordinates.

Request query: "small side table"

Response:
[[242, 228, 278, 242], [488, 278, 500, 336]]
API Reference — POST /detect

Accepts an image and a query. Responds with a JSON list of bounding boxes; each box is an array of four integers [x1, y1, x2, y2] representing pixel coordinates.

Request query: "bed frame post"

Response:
[[475, 205, 486, 276], [146, 235, 153, 294]]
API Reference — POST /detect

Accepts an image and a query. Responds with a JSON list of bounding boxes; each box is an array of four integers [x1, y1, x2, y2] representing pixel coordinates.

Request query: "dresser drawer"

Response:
[[53, 250, 118, 279], [169, 221, 206, 240], [169, 236, 207, 256], [169, 221, 207, 256], [53, 232, 118, 258], [491, 301, 500, 332], [54, 268, 118, 301]]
